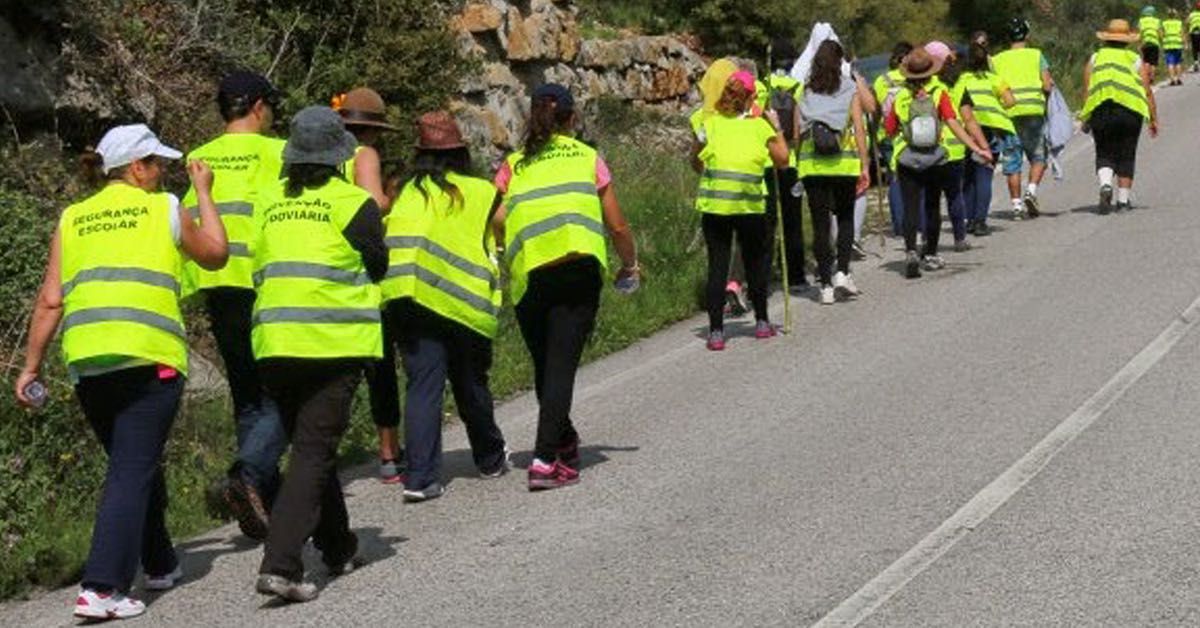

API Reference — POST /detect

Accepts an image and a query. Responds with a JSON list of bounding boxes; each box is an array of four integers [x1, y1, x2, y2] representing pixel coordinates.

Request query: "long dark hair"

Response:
[[284, 163, 341, 198], [890, 41, 914, 70], [521, 96, 573, 164], [808, 40, 846, 95], [399, 147, 473, 210], [939, 54, 963, 88], [967, 40, 990, 73]]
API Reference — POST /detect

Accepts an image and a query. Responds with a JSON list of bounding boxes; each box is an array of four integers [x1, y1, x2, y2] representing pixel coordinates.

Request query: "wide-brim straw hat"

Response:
[[901, 47, 943, 80], [333, 87, 398, 130], [1097, 19, 1140, 44]]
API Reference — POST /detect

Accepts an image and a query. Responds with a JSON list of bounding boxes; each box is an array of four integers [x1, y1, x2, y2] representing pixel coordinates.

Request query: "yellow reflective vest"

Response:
[[873, 69, 905, 144], [251, 177, 382, 360], [1140, 16, 1163, 48], [797, 88, 861, 178], [1080, 47, 1150, 122], [381, 172, 501, 338], [1163, 19, 1185, 50], [890, 81, 952, 171], [182, 133, 284, 295], [959, 70, 1016, 134], [696, 114, 773, 215], [60, 183, 187, 374], [992, 47, 1046, 117], [1188, 11, 1200, 33], [501, 135, 607, 306]]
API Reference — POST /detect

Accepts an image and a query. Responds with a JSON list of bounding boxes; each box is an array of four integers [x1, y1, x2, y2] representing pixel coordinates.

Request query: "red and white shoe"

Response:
[[74, 588, 146, 620], [528, 458, 580, 491]]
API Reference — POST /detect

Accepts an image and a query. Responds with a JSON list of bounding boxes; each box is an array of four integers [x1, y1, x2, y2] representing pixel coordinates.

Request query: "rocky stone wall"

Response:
[[450, 0, 706, 160]]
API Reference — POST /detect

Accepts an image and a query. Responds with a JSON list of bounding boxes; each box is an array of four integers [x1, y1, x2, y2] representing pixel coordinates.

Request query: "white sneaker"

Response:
[[75, 588, 146, 619], [832, 272, 860, 298], [256, 574, 319, 603], [1012, 203, 1026, 221], [819, 284, 835, 305], [922, 255, 946, 271], [144, 565, 183, 591]]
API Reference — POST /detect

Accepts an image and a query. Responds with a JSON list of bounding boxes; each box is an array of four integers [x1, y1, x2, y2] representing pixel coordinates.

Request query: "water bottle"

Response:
[[23, 379, 48, 408]]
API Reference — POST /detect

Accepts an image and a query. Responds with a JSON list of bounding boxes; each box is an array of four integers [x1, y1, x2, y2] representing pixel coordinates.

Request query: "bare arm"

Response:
[[763, 110, 789, 168], [855, 74, 879, 117], [946, 118, 991, 162], [1041, 68, 1055, 94], [178, 160, 229, 270], [600, 184, 638, 274], [14, 227, 64, 406], [353, 146, 392, 213], [851, 94, 870, 194], [1000, 86, 1017, 109], [1142, 63, 1159, 136], [959, 104, 990, 155], [689, 140, 705, 174], [491, 203, 507, 249]]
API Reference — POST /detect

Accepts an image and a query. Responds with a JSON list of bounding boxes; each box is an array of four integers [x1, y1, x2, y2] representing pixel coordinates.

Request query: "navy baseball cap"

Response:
[[218, 71, 279, 106], [532, 83, 574, 112]]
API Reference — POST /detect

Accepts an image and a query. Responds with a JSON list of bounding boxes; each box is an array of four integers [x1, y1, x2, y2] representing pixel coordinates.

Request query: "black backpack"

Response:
[[810, 121, 842, 156]]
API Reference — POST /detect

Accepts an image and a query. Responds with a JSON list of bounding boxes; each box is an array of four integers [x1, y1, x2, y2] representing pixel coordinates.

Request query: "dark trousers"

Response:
[[1090, 101, 1143, 179], [258, 359, 361, 581], [963, 155, 995, 223], [77, 366, 182, 593], [702, 212, 769, 331], [1192, 33, 1200, 63], [205, 288, 285, 493], [764, 167, 808, 285], [365, 313, 401, 429], [389, 300, 506, 489], [804, 175, 857, 284], [514, 257, 601, 463], [899, 163, 958, 256]]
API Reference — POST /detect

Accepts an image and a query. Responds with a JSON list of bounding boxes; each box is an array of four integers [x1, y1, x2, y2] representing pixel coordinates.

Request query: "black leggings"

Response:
[[1090, 101, 1143, 179], [898, 164, 956, 256], [803, 175, 857, 284], [764, 167, 807, 285], [702, 212, 769, 331]]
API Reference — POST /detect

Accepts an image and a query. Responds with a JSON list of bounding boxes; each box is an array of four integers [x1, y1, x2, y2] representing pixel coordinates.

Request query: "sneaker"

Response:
[[144, 565, 183, 591], [556, 437, 581, 469], [905, 250, 922, 279], [832, 271, 859, 299], [706, 329, 725, 351], [528, 458, 579, 492], [1098, 184, 1114, 215], [787, 281, 812, 297], [223, 472, 269, 542], [379, 458, 405, 485], [922, 254, 946, 271], [975, 221, 992, 236], [323, 532, 361, 576], [725, 281, 748, 316], [851, 240, 867, 260], [75, 589, 146, 620], [819, 283, 835, 305], [1011, 202, 1026, 221], [754, 320, 777, 339], [256, 574, 318, 603], [1115, 201, 1132, 213], [402, 481, 445, 503], [1023, 192, 1040, 218], [954, 238, 969, 252], [479, 447, 512, 479]]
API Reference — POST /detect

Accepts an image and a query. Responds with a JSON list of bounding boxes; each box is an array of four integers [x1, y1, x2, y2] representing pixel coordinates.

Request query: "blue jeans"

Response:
[[77, 366, 183, 593], [963, 156, 995, 223]]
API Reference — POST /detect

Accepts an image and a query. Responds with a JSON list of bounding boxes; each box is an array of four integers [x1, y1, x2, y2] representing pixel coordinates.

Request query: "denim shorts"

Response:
[[1165, 49, 1183, 66], [1013, 115, 1047, 165], [990, 132, 1024, 176]]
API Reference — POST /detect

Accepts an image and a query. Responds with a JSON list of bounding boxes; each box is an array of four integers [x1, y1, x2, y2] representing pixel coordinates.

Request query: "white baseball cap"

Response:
[[95, 124, 183, 174]]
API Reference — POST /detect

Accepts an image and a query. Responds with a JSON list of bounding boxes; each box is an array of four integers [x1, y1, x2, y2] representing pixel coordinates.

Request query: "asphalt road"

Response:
[[5, 79, 1200, 627]]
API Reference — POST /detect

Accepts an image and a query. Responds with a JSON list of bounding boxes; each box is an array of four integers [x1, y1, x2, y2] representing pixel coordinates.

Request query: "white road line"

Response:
[[812, 291, 1200, 627]]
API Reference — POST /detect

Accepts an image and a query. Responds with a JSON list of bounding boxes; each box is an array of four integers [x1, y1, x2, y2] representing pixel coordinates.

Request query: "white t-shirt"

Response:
[[166, 192, 182, 245], [1088, 53, 1142, 75]]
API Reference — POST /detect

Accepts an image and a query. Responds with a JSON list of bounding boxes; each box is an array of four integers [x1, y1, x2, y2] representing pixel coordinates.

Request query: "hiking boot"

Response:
[[379, 458, 405, 485], [144, 565, 184, 591], [528, 459, 579, 492], [819, 283, 835, 305], [832, 271, 859, 298], [706, 329, 726, 352], [479, 447, 512, 479], [322, 532, 362, 576], [75, 589, 146, 620], [1098, 185, 1114, 215], [223, 471, 269, 542], [922, 254, 946, 271], [851, 240, 868, 260], [754, 320, 777, 339], [1023, 191, 1040, 218], [402, 482, 445, 503], [256, 574, 318, 603], [905, 250, 922, 279], [954, 238, 970, 252]]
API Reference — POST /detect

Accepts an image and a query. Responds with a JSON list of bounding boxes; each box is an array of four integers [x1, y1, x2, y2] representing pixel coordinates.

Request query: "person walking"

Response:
[[762, 38, 810, 293], [1188, 2, 1200, 72], [492, 84, 639, 491], [333, 87, 404, 484], [380, 112, 509, 502], [15, 125, 228, 620], [885, 48, 992, 279], [1163, 8, 1186, 86], [872, 42, 916, 236], [992, 17, 1055, 219], [797, 40, 870, 305], [691, 71, 789, 349], [960, 32, 1019, 237], [1138, 6, 1164, 73], [252, 106, 388, 602], [184, 71, 287, 542], [1081, 19, 1159, 214]]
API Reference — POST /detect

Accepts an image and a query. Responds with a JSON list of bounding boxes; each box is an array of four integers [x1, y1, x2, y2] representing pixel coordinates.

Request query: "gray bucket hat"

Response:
[[283, 105, 357, 167]]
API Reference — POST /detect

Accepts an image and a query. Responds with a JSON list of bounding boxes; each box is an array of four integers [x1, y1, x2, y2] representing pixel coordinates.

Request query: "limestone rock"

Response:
[[455, 2, 503, 33]]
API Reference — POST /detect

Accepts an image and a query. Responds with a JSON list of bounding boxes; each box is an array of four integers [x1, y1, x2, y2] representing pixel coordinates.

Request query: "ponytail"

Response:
[[521, 96, 572, 164]]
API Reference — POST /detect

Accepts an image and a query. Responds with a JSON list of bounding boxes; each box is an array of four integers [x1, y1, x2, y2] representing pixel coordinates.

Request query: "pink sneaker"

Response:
[[755, 320, 777, 339], [528, 459, 580, 491], [707, 329, 726, 351]]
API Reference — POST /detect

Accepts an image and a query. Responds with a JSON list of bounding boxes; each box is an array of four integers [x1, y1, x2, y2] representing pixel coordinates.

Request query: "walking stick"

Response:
[[772, 163, 792, 335], [868, 115, 889, 250]]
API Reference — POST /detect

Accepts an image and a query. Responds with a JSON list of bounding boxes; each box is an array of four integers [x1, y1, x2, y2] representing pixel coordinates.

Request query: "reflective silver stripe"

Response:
[[62, 267, 179, 298], [1011, 87, 1044, 95], [506, 182, 597, 215], [696, 189, 764, 202], [702, 169, 763, 184], [384, 236, 494, 283], [1013, 98, 1045, 107], [1093, 63, 1138, 77], [228, 242, 252, 258], [253, 262, 368, 287], [254, 307, 380, 324], [384, 263, 498, 316], [506, 213, 605, 262], [62, 307, 185, 340], [972, 105, 1006, 116], [798, 151, 859, 160], [189, 201, 253, 220], [1089, 80, 1147, 101]]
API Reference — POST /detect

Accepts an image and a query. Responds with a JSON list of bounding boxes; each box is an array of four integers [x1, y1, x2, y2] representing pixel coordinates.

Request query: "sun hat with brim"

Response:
[[333, 87, 398, 130], [282, 106, 358, 167], [924, 41, 954, 63], [901, 48, 943, 80], [1097, 19, 1140, 44], [416, 111, 467, 150], [95, 124, 182, 174]]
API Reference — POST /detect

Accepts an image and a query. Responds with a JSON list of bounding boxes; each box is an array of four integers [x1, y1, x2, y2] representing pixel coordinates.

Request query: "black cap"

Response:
[[218, 71, 278, 105], [532, 83, 574, 112]]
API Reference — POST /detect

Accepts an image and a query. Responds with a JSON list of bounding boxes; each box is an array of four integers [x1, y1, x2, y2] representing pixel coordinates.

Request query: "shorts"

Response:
[[1165, 49, 1183, 66], [1192, 33, 1200, 56], [988, 131, 1024, 177], [1142, 45, 1160, 66], [1013, 115, 1047, 166]]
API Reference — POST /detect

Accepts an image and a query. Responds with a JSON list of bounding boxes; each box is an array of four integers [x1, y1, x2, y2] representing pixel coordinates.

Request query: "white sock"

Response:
[[1117, 188, 1131, 204], [1098, 167, 1114, 188], [1012, 197, 1024, 209], [1027, 182, 1038, 196]]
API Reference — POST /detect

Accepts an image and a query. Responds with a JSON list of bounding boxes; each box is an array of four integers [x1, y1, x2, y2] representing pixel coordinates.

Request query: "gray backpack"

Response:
[[897, 88, 947, 171]]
